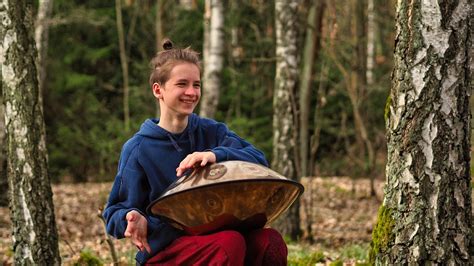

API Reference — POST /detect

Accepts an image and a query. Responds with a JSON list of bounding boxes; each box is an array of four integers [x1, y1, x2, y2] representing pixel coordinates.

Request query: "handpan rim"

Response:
[[146, 178, 304, 216]]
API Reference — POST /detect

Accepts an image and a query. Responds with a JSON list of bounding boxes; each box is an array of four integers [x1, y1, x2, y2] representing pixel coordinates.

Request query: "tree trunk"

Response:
[[0, 0, 61, 264], [35, 0, 53, 105], [155, 0, 164, 118], [115, 0, 130, 132], [34, 0, 52, 170], [0, 95, 6, 207], [366, 0, 375, 86], [200, 0, 224, 119], [371, 0, 472, 264], [272, 0, 302, 240], [299, 0, 325, 178]]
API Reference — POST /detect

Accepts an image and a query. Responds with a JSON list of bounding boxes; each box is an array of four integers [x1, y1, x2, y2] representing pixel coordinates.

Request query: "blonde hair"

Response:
[[149, 39, 201, 87]]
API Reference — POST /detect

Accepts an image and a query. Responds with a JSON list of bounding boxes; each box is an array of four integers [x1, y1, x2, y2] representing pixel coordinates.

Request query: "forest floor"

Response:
[[0, 177, 388, 265]]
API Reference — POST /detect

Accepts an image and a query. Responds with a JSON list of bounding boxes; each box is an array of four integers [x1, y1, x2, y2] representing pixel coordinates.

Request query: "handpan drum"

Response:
[[147, 161, 304, 235]]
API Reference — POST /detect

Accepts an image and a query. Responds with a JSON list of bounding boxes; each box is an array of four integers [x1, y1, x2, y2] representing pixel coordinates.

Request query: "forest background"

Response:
[[1, 0, 472, 265], [2, 0, 395, 184]]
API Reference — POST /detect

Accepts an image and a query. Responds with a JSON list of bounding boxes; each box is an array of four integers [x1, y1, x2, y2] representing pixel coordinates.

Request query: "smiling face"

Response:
[[153, 62, 201, 119]]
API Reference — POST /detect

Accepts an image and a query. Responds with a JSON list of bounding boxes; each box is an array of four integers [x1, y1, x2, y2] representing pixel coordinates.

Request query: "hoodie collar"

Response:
[[137, 113, 198, 151]]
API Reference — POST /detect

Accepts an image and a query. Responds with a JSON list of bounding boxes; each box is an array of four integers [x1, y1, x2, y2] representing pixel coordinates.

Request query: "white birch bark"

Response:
[[372, 0, 472, 264], [0, 0, 60, 264], [200, 0, 224, 119], [272, 0, 302, 239]]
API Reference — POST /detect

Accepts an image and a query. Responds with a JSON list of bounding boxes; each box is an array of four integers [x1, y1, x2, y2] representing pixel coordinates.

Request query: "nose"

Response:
[[184, 85, 197, 96]]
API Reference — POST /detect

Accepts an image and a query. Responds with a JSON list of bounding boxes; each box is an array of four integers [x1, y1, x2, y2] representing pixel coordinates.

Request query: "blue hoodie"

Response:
[[103, 113, 268, 264]]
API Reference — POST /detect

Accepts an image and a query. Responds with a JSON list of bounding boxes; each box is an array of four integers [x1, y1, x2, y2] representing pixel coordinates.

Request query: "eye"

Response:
[[194, 83, 201, 89], [176, 83, 186, 88]]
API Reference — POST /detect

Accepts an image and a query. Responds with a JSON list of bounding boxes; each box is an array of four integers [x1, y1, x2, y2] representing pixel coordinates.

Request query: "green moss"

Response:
[[73, 249, 103, 266], [384, 94, 392, 124], [369, 205, 395, 264]]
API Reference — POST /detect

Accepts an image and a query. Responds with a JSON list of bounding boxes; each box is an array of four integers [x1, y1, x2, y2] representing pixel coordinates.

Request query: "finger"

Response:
[[177, 156, 192, 176], [179, 155, 192, 168], [186, 154, 200, 168], [176, 167, 182, 177], [200, 156, 208, 166], [126, 211, 137, 222], [133, 240, 144, 251], [143, 240, 152, 254], [124, 230, 132, 238]]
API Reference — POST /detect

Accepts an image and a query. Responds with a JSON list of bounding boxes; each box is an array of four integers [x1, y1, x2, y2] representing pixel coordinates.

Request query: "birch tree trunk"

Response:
[[272, 0, 302, 240], [371, 0, 472, 264], [115, 0, 130, 132], [200, 0, 224, 119], [0, 0, 61, 264]]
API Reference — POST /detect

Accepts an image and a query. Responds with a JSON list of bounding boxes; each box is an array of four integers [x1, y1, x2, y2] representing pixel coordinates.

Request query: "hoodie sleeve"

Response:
[[103, 139, 182, 264], [211, 123, 269, 167]]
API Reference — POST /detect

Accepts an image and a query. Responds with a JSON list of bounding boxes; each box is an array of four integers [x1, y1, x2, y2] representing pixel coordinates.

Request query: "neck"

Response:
[[158, 112, 189, 134]]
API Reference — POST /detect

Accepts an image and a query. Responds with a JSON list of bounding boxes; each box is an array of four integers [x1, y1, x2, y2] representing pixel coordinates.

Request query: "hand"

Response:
[[176, 151, 216, 177], [124, 210, 151, 254]]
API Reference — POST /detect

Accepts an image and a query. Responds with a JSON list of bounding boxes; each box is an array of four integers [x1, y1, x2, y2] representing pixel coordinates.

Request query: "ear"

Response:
[[152, 83, 163, 99]]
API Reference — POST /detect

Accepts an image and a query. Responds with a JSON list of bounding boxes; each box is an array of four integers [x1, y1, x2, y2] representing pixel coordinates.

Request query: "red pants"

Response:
[[145, 228, 287, 266]]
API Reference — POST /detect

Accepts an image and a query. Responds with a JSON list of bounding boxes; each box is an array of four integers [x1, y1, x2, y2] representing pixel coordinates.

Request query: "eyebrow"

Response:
[[175, 79, 200, 83]]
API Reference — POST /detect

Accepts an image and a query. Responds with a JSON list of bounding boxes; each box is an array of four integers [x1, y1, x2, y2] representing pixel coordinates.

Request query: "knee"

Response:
[[256, 228, 288, 264], [251, 228, 287, 248], [264, 228, 287, 252], [213, 230, 246, 261]]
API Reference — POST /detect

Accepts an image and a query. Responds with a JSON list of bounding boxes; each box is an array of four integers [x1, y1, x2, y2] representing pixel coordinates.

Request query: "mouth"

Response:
[[180, 99, 197, 104]]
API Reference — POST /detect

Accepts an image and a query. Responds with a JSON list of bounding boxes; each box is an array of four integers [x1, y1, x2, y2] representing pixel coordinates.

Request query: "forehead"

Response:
[[169, 63, 200, 81]]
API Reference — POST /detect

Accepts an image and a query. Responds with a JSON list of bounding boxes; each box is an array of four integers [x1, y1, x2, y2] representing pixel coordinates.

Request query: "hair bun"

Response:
[[162, 39, 174, 50]]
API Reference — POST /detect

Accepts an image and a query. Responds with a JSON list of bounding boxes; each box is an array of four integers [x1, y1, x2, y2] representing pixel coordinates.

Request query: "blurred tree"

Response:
[[116, 0, 130, 132], [299, 0, 325, 178], [366, 0, 374, 86], [299, 0, 326, 242], [154, 0, 165, 118], [35, 0, 53, 106], [200, 0, 224, 118], [272, 0, 302, 240], [35, 0, 53, 176], [0, 93, 6, 207], [0, 0, 60, 264], [328, 0, 376, 195], [371, 0, 472, 264]]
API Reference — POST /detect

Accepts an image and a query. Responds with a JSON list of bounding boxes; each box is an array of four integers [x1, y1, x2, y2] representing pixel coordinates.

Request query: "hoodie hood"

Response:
[[137, 113, 199, 151]]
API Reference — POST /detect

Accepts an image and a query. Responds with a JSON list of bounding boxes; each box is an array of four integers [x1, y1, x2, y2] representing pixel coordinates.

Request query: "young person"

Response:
[[103, 40, 288, 265]]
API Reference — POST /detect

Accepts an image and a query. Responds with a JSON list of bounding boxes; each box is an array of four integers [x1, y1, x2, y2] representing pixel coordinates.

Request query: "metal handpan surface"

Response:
[[147, 161, 304, 235]]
